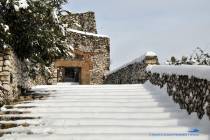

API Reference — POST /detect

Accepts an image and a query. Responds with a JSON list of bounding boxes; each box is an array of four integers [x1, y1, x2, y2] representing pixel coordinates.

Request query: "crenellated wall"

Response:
[[146, 65, 210, 120]]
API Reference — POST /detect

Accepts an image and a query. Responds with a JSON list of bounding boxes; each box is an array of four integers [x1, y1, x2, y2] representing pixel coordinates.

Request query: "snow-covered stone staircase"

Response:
[[1, 83, 210, 140]]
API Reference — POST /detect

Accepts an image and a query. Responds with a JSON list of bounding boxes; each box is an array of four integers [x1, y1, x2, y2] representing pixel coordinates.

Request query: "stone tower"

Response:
[[55, 11, 110, 84]]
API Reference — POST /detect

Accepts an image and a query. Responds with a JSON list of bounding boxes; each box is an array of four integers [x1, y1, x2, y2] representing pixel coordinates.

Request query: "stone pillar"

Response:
[[51, 65, 58, 85], [144, 56, 159, 65]]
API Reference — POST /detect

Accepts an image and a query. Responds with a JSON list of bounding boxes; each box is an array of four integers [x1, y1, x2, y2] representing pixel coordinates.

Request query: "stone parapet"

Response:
[[147, 68, 210, 120], [104, 53, 158, 84]]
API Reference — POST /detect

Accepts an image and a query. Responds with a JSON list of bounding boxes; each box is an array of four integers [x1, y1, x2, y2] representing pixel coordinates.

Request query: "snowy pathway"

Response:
[[0, 82, 210, 140]]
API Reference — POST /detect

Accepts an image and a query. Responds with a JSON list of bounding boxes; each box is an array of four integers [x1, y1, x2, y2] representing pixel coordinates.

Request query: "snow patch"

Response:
[[52, 8, 59, 23], [3, 43, 9, 49], [147, 65, 210, 81], [67, 28, 109, 38], [1, 23, 9, 32], [67, 44, 74, 51], [145, 51, 157, 57], [14, 0, 29, 11]]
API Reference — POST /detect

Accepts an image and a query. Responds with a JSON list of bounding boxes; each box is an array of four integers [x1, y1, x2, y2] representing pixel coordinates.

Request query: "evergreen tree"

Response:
[[0, 0, 71, 66]]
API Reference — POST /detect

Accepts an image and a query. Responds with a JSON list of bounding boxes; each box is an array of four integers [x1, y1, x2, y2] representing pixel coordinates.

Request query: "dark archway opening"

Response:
[[64, 67, 81, 83]]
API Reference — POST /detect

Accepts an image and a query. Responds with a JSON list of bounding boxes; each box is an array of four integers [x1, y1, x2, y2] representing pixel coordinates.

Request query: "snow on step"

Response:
[[0, 112, 188, 119], [2, 134, 208, 140], [1, 83, 210, 140], [1, 118, 194, 127]]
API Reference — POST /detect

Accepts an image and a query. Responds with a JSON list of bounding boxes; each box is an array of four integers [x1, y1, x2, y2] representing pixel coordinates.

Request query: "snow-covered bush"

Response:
[[166, 47, 210, 65]]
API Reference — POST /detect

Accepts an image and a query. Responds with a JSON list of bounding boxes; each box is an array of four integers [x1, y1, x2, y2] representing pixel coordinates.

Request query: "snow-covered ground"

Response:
[[0, 82, 210, 140]]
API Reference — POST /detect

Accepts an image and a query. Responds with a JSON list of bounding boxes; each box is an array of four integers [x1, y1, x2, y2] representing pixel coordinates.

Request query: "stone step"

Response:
[[1, 112, 189, 119], [1, 118, 196, 127], [4, 126, 201, 135], [8, 106, 182, 113], [2, 83, 209, 140], [49, 95, 164, 99], [16, 102, 175, 107], [3, 134, 208, 140], [45, 96, 167, 101], [53, 91, 157, 94], [27, 99, 169, 103]]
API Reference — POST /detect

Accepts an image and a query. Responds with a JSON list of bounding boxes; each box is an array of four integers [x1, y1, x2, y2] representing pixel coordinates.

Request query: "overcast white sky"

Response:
[[64, 0, 210, 70]]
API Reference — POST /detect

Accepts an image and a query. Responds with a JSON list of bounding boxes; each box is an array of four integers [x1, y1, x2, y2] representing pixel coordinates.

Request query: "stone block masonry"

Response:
[[0, 48, 48, 107], [61, 12, 97, 33], [56, 11, 110, 85], [0, 48, 21, 106], [66, 31, 110, 84]]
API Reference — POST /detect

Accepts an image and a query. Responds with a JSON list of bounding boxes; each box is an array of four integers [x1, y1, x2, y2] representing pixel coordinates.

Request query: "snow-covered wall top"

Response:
[[67, 28, 109, 38], [107, 51, 157, 75], [147, 65, 210, 81]]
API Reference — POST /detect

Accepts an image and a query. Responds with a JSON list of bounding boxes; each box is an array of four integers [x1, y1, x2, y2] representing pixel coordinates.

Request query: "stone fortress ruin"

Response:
[[55, 12, 110, 85]]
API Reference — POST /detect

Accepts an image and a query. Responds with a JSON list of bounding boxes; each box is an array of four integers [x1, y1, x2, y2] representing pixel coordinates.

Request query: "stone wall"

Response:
[[104, 55, 158, 84], [66, 31, 110, 84], [59, 11, 110, 85], [0, 48, 29, 106], [147, 69, 210, 120], [61, 12, 97, 33], [0, 48, 50, 107]]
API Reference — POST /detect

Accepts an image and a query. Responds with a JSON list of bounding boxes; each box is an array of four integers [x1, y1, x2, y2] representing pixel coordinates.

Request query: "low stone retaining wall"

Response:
[[0, 48, 52, 107], [147, 65, 210, 120], [104, 52, 158, 84]]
